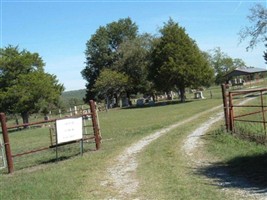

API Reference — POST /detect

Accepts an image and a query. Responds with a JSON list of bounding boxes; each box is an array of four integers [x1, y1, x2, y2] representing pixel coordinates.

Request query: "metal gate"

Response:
[[221, 84, 267, 138], [0, 100, 101, 174]]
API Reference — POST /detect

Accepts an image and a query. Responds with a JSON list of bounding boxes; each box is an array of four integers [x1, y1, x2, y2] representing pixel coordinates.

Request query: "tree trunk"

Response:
[[152, 93, 156, 102], [179, 87, 186, 102], [114, 93, 119, 107], [21, 112, 29, 128], [126, 92, 132, 106], [105, 96, 110, 110], [14, 114, 19, 125]]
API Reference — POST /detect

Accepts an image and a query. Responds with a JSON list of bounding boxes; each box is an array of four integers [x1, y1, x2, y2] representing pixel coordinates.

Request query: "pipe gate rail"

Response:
[[221, 84, 267, 140], [0, 100, 101, 174]]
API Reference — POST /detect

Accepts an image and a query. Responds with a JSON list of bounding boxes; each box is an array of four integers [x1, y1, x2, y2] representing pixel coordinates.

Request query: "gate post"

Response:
[[221, 84, 229, 131], [228, 93, 234, 133], [0, 113, 14, 173], [89, 101, 101, 150]]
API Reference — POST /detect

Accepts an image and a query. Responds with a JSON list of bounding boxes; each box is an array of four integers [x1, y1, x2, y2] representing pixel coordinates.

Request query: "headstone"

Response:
[[74, 106, 78, 115], [136, 98, 144, 106], [194, 91, 205, 99], [122, 97, 129, 107], [148, 100, 155, 106]]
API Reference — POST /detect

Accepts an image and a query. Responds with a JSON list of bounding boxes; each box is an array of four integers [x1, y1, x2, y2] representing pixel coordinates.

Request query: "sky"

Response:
[[1, 0, 266, 91]]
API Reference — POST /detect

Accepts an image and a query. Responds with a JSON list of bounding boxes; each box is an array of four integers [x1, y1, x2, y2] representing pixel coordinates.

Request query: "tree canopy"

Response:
[[239, 4, 267, 50], [239, 3, 267, 63], [0, 45, 64, 123], [113, 34, 154, 96], [93, 69, 129, 107], [81, 18, 138, 102], [149, 19, 214, 102], [207, 47, 247, 84]]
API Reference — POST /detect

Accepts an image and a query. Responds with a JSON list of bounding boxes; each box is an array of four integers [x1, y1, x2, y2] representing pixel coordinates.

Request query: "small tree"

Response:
[[93, 69, 129, 107], [150, 19, 213, 102]]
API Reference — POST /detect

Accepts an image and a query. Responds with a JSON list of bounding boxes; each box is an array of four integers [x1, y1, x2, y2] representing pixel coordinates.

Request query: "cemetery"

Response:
[[1, 2, 267, 199]]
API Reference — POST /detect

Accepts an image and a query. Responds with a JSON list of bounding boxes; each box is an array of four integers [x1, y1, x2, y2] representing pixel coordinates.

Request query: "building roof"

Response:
[[225, 67, 267, 78]]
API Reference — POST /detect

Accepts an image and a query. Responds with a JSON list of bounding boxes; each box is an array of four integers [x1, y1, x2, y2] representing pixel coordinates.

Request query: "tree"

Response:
[[150, 19, 214, 102], [93, 69, 129, 107], [239, 3, 267, 63], [208, 47, 247, 84], [81, 18, 138, 102], [0, 45, 64, 124], [113, 34, 154, 98], [239, 4, 267, 50]]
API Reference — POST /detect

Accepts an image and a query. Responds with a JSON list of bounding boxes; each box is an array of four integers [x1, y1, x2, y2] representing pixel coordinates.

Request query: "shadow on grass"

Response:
[[123, 99, 193, 110], [197, 153, 267, 194], [40, 155, 72, 164]]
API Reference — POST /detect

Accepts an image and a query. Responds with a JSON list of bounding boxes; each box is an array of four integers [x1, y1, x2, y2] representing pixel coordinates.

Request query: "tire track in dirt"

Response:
[[102, 105, 223, 199], [182, 98, 267, 200]]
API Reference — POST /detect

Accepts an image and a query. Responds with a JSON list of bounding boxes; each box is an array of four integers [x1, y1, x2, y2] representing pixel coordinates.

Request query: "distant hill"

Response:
[[61, 89, 86, 105]]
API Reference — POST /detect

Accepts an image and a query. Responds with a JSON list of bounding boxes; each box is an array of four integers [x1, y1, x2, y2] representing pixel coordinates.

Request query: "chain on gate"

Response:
[[0, 137, 7, 169]]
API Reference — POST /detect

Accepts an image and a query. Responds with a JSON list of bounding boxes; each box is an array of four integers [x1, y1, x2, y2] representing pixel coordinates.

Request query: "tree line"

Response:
[[82, 3, 266, 105], [80, 17, 258, 105]]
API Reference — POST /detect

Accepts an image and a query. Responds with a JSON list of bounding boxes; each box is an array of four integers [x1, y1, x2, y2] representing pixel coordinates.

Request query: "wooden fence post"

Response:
[[0, 113, 14, 173], [89, 100, 101, 150]]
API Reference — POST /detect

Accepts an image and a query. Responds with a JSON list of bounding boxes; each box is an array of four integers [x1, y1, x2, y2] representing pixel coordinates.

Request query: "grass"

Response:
[[204, 127, 267, 190], [0, 84, 266, 199]]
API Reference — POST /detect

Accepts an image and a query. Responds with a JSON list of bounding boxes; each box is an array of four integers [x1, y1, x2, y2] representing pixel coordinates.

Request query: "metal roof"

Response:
[[225, 67, 267, 78]]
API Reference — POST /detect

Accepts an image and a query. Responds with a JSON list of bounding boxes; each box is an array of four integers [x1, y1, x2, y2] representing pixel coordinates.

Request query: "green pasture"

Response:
[[0, 85, 266, 199]]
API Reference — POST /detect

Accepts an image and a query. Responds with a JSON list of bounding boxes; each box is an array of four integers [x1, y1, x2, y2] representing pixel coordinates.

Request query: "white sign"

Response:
[[56, 117, 83, 144]]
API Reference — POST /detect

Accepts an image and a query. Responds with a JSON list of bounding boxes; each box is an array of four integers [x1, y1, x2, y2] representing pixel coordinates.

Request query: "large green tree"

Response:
[[81, 18, 138, 102], [0, 46, 64, 124], [150, 19, 213, 102]]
